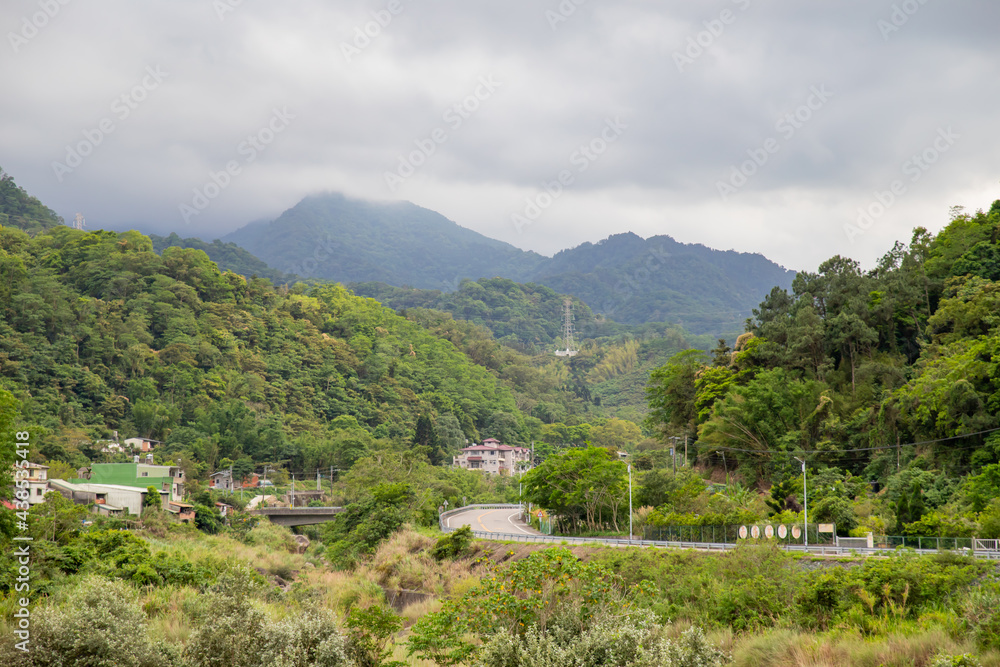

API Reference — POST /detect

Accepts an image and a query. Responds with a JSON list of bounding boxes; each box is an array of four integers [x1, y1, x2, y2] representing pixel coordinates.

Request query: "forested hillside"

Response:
[[150, 232, 294, 285], [0, 221, 600, 478], [646, 200, 1000, 538], [0, 167, 63, 234]]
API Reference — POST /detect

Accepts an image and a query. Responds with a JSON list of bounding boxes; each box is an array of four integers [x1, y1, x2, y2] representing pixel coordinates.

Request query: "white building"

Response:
[[453, 438, 531, 475], [48, 480, 169, 517], [13, 462, 50, 506]]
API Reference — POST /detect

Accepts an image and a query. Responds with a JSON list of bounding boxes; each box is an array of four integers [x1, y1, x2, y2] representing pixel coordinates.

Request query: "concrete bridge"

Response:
[[250, 507, 345, 527]]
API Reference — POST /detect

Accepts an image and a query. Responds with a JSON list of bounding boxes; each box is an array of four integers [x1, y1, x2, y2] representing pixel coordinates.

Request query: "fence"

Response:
[[875, 536, 975, 551], [644, 523, 835, 546]]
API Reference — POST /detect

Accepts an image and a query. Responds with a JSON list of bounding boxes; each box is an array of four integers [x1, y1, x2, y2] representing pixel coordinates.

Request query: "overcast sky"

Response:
[[1, 0, 997, 273]]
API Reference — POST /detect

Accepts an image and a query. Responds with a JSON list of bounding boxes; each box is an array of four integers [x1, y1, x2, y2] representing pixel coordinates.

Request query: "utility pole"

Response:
[[628, 463, 633, 543], [316, 469, 321, 491], [672, 447, 676, 475], [794, 457, 808, 547], [684, 435, 688, 467], [897, 433, 901, 470], [291, 475, 295, 508]]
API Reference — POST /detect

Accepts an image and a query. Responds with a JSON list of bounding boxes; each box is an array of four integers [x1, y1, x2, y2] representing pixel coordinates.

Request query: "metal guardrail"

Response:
[[441, 504, 1000, 560]]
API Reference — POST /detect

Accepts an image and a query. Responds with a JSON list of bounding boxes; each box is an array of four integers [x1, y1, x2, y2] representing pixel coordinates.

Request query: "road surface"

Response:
[[444, 506, 543, 535]]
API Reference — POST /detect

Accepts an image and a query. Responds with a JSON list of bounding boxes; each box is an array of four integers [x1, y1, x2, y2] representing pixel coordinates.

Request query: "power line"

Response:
[[707, 426, 1000, 457]]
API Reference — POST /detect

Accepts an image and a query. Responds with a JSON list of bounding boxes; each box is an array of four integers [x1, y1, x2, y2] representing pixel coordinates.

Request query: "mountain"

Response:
[[223, 193, 545, 290], [224, 193, 795, 334]]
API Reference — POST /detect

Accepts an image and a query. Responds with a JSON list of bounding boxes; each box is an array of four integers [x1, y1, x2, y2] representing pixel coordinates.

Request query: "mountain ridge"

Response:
[[222, 192, 794, 334]]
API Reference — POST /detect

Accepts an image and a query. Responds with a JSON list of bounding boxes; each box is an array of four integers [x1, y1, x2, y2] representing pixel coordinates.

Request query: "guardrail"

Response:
[[440, 504, 1000, 560]]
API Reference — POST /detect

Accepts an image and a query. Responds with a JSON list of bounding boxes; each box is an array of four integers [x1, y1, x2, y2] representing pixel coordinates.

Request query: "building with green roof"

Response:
[[87, 462, 185, 501]]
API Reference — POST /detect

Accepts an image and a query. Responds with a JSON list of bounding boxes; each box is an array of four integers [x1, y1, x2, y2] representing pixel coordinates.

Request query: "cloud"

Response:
[[1, 0, 997, 272]]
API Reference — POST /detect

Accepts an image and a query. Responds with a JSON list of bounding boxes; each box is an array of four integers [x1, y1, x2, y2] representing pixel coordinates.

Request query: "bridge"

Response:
[[249, 507, 345, 526]]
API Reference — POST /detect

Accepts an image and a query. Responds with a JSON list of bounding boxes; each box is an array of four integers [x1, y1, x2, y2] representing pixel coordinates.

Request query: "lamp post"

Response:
[[794, 457, 808, 547]]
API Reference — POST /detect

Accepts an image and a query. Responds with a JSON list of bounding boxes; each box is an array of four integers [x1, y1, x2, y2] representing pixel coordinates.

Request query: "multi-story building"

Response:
[[453, 438, 531, 475], [12, 462, 50, 506], [85, 460, 185, 502]]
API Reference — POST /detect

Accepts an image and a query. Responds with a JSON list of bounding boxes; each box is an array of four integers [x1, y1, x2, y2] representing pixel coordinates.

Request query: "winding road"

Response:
[[444, 505, 542, 536]]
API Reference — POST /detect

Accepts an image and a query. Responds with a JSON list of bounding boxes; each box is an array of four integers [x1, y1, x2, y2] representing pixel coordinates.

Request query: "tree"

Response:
[[522, 447, 627, 532], [0, 388, 19, 539], [143, 485, 162, 510], [231, 457, 255, 486], [646, 349, 704, 440], [589, 418, 642, 452]]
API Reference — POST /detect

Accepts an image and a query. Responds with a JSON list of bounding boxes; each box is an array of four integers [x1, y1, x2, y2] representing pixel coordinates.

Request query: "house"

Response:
[[453, 438, 531, 475], [124, 437, 161, 452], [12, 462, 51, 506], [167, 501, 195, 523], [215, 502, 234, 518], [48, 479, 168, 516], [209, 470, 260, 492], [88, 461, 185, 502]]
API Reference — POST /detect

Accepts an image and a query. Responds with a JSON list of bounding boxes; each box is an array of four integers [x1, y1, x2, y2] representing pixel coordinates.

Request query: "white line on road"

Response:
[[506, 511, 532, 534]]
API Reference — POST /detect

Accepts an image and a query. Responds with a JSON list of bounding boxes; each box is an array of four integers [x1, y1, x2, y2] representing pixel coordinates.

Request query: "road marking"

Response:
[[478, 511, 492, 532], [506, 511, 532, 534]]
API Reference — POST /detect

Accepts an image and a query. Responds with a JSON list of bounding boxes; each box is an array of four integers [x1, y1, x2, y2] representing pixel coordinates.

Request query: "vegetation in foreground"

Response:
[[3, 483, 1000, 667]]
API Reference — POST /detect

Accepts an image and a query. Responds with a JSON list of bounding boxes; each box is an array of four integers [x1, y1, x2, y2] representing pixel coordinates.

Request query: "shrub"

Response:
[[29, 575, 170, 667], [960, 582, 1000, 650], [476, 616, 727, 667], [261, 610, 352, 667], [930, 655, 983, 667], [184, 568, 272, 667], [431, 525, 473, 561], [345, 604, 405, 667]]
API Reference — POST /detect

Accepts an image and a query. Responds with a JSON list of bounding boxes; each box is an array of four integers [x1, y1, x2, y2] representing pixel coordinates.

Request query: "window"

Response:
[[141, 472, 148, 477], [35, 488, 43, 496]]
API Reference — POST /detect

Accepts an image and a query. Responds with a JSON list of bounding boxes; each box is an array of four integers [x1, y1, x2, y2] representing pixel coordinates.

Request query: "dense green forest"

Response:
[[150, 232, 295, 285], [0, 169, 63, 235], [644, 201, 1000, 539]]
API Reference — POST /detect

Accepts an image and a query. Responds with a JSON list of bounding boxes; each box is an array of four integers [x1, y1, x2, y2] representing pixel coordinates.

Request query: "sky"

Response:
[[1, 0, 998, 273]]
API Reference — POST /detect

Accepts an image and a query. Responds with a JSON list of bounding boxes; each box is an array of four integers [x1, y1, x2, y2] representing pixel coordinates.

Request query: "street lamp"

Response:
[[793, 457, 808, 547]]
